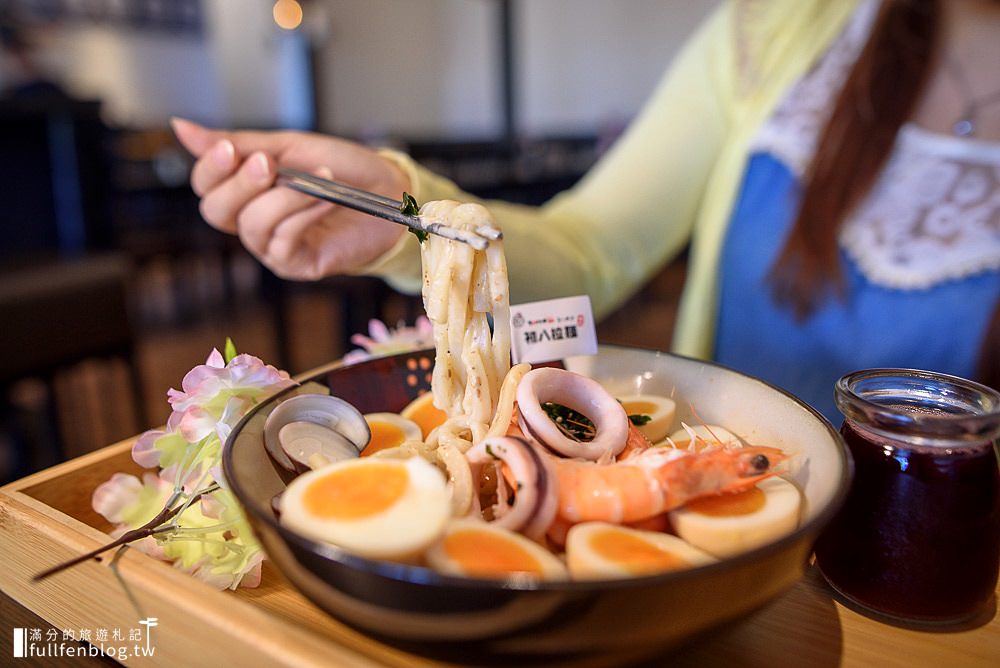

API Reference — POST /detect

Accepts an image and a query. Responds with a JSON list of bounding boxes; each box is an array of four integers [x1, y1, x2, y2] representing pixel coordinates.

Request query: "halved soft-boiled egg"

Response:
[[565, 522, 716, 579], [425, 519, 568, 580], [279, 456, 449, 561], [666, 424, 741, 450], [617, 394, 677, 443], [362, 413, 422, 456], [400, 392, 448, 439], [668, 477, 802, 558]]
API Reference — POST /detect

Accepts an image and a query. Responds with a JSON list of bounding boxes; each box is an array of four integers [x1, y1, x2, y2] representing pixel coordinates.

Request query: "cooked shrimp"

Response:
[[552, 445, 787, 524], [617, 421, 654, 460]]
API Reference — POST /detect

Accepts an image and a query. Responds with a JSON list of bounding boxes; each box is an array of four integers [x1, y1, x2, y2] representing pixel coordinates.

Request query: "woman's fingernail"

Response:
[[248, 152, 271, 181], [315, 166, 333, 179], [212, 139, 235, 168], [171, 116, 197, 132]]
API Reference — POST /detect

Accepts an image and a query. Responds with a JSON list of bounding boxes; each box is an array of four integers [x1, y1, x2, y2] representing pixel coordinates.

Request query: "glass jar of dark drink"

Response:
[[814, 368, 1000, 625]]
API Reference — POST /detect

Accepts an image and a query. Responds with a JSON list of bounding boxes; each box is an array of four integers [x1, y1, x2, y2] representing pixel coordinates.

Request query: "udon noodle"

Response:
[[418, 200, 514, 445], [401, 201, 524, 516]]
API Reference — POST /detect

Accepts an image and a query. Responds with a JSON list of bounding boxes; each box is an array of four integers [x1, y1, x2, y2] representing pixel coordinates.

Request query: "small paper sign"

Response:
[[509, 295, 598, 365]]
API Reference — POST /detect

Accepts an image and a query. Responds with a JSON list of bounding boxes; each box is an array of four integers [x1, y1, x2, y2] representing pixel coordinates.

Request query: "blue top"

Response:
[[714, 152, 1000, 423]]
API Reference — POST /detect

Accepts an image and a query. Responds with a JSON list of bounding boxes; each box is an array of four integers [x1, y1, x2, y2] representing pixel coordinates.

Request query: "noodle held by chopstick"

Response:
[[418, 201, 511, 448]]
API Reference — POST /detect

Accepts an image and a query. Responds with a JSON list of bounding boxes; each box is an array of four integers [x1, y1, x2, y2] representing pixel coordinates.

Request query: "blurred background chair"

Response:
[[0, 253, 141, 475], [0, 91, 147, 480]]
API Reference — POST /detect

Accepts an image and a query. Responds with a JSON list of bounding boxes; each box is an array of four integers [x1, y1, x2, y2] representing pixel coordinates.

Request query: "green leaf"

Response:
[[400, 192, 420, 216], [542, 402, 595, 442], [224, 337, 238, 364], [628, 414, 652, 426], [400, 192, 428, 243]]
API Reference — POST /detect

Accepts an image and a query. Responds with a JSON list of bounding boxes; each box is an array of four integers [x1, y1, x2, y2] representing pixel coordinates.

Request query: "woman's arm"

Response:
[[370, 2, 738, 319]]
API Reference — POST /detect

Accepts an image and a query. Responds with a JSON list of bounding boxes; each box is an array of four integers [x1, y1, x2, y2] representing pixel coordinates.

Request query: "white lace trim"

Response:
[[749, 0, 879, 176], [840, 125, 1000, 289], [749, 0, 1000, 290]]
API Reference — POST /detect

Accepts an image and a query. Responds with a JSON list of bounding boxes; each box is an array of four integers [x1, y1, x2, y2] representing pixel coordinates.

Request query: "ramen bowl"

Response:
[[223, 346, 850, 660]]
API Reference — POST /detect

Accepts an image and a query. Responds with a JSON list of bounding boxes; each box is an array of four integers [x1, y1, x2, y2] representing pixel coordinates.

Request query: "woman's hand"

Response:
[[171, 118, 409, 281]]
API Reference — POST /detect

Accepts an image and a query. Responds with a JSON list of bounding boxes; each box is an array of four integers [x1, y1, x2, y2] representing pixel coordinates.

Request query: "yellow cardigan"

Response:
[[364, 0, 860, 360]]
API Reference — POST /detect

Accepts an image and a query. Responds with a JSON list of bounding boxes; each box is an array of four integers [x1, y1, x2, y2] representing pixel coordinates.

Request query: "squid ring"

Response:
[[466, 436, 557, 542], [516, 367, 629, 461]]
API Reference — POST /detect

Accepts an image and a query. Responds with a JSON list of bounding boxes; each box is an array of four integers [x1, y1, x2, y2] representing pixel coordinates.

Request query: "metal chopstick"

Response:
[[277, 168, 501, 250]]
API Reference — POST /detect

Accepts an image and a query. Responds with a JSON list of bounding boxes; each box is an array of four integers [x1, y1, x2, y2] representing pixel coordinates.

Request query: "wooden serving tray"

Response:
[[1, 437, 997, 667]]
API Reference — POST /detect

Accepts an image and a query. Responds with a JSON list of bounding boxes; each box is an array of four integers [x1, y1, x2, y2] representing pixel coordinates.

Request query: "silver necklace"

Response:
[[946, 54, 1000, 137]]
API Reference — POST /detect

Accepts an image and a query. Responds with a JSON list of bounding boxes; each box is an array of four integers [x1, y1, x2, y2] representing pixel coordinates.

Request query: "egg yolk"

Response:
[[443, 529, 543, 577], [590, 529, 689, 573], [621, 400, 659, 415], [685, 486, 766, 517], [303, 462, 408, 519], [361, 421, 406, 457], [403, 394, 447, 438]]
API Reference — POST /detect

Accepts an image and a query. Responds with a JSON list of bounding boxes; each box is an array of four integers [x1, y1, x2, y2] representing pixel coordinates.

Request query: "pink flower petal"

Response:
[[205, 348, 225, 368], [92, 473, 143, 524], [236, 554, 264, 588], [341, 349, 370, 365], [207, 465, 229, 491], [124, 534, 168, 561], [178, 406, 216, 442], [199, 493, 224, 519], [132, 429, 164, 468], [368, 318, 391, 341], [179, 366, 219, 395], [226, 354, 292, 387], [349, 334, 375, 348]]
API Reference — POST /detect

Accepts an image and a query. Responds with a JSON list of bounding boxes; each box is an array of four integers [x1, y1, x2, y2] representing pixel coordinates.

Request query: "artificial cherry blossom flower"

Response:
[[342, 316, 434, 364], [168, 349, 294, 442], [92, 342, 286, 590]]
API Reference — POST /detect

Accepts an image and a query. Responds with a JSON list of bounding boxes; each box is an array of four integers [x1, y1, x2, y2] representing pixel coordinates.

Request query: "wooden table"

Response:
[[1, 438, 997, 667]]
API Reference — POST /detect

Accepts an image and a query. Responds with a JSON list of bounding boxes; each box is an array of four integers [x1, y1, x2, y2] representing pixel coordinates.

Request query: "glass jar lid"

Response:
[[835, 368, 1000, 447]]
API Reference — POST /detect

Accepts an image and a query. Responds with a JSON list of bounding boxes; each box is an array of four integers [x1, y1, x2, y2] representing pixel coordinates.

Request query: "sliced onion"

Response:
[[516, 367, 629, 461], [466, 436, 557, 542]]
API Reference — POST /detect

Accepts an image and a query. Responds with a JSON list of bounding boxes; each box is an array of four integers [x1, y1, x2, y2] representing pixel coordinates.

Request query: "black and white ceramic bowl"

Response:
[[223, 346, 850, 661]]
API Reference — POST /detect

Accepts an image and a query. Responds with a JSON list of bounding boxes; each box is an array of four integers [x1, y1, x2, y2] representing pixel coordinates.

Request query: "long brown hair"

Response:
[[768, 0, 1000, 390]]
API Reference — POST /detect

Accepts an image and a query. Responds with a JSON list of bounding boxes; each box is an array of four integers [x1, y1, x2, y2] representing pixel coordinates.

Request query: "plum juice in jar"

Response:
[[814, 369, 1000, 624]]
